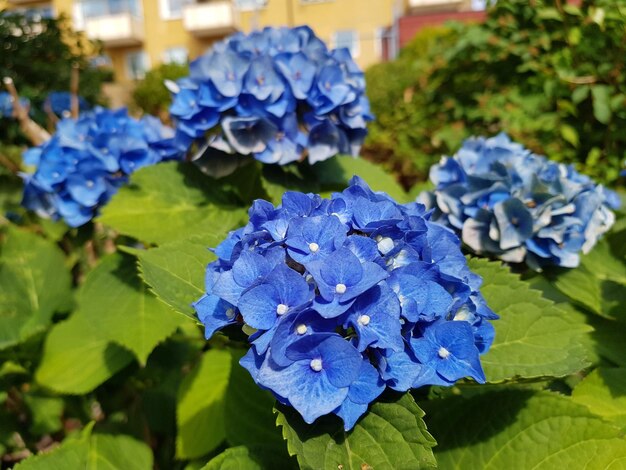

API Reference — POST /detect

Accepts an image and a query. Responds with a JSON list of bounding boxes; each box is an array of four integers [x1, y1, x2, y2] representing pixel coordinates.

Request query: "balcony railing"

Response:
[[78, 0, 144, 47], [183, 1, 238, 37]]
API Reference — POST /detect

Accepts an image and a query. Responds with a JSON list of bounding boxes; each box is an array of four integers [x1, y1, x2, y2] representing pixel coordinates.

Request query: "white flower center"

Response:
[[398, 294, 407, 307], [86, 180, 94, 188], [310, 358, 323, 372], [335, 283, 347, 294], [276, 304, 288, 316], [308, 242, 320, 253], [454, 307, 470, 322], [52, 172, 60, 178], [296, 324, 307, 335], [376, 236, 394, 255], [225, 308, 236, 319], [357, 314, 370, 326], [438, 347, 451, 359]]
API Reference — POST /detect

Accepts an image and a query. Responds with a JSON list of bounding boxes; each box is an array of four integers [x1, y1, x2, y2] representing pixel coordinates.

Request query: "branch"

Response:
[[561, 75, 598, 85], [3, 77, 51, 145], [70, 63, 80, 119]]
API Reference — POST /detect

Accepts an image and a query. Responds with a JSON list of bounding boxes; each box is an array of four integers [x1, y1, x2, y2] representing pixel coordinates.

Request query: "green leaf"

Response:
[[468, 258, 592, 382], [0, 407, 17, 456], [261, 165, 320, 205], [126, 234, 219, 320], [0, 360, 28, 378], [23, 394, 64, 435], [35, 314, 134, 394], [276, 392, 437, 470], [36, 254, 182, 392], [224, 351, 293, 468], [572, 368, 626, 427], [422, 390, 626, 469], [99, 162, 245, 245], [560, 123, 579, 147], [552, 239, 626, 321], [587, 316, 626, 367], [14, 424, 153, 470], [37, 218, 70, 242], [77, 254, 184, 364], [200, 447, 263, 470], [0, 175, 22, 215], [563, 4, 582, 16], [571, 85, 590, 104], [537, 7, 562, 20], [177, 349, 232, 459], [591, 84, 613, 124], [312, 156, 407, 202], [0, 226, 72, 350]]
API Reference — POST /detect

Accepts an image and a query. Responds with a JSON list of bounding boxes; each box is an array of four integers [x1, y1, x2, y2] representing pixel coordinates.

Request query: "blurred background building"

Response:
[[0, 0, 488, 85]]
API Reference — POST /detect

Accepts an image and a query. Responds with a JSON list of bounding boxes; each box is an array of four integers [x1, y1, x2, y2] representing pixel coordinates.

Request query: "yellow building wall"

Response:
[[2, 0, 409, 83], [238, 0, 396, 69]]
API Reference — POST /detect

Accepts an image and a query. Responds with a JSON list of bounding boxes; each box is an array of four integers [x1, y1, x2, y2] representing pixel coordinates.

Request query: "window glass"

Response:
[[126, 51, 150, 80], [163, 47, 188, 64], [235, 0, 268, 11], [333, 30, 359, 58]]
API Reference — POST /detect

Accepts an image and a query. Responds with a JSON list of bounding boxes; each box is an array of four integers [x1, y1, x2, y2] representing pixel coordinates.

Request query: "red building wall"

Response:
[[398, 10, 487, 48]]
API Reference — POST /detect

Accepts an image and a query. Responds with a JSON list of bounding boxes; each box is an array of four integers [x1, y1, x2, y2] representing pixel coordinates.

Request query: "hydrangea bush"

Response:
[[169, 26, 371, 166], [194, 176, 496, 429], [422, 133, 619, 270], [21, 107, 183, 227]]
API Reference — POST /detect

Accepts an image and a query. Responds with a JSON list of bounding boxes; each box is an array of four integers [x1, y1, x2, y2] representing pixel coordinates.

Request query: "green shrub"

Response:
[[0, 12, 111, 145], [132, 63, 189, 119], [364, 0, 626, 188]]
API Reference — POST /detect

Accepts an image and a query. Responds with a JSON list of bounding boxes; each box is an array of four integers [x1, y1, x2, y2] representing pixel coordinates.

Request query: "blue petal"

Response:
[[257, 355, 349, 424], [334, 399, 368, 431], [193, 294, 236, 339]]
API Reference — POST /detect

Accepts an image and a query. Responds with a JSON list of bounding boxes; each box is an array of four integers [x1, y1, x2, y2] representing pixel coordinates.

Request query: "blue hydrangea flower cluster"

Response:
[[421, 133, 619, 270], [195, 177, 496, 429], [21, 107, 183, 227], [0, 91, 30, 118], [45, 92, 90, 117], [170, 26, 371, 166]]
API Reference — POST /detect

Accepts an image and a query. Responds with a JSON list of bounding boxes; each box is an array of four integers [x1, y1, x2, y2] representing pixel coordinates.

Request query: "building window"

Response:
[[471, 0, 488, 9], [332, 30, 359, 58], [90, 55, 113, 68], [18, 6, 55, 21], [126, 51, 150, 80], [235, 0, 268, 11], [78, 0, 142, 19], [163, 47, 188, 65], [159, 0, 191, 20], [73, 3, 85, 30]]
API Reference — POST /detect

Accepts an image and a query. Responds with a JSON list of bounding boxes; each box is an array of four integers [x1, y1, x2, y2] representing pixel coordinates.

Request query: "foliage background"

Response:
[[364, 0, 626, 188], [1, 1, 626, 469]]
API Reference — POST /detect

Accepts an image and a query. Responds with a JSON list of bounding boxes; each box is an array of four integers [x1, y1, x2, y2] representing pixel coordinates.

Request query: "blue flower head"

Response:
[[423, 133, 619, 270], [45, 92, 90, 117], [195, 177, 496, 429], [170, 26, 372, 168], [0, 91, 30, 118], [21, 107, 184, 227]]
